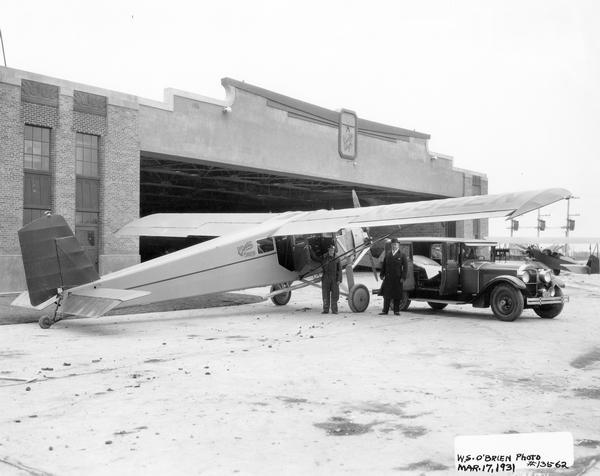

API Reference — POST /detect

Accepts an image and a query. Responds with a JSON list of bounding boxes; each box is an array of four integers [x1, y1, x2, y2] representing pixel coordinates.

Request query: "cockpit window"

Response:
[[257, 237, 275, 254]]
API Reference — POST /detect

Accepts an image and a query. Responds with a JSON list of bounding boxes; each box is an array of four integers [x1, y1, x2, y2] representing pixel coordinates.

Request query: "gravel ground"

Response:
[[0, 272, 599, 475]]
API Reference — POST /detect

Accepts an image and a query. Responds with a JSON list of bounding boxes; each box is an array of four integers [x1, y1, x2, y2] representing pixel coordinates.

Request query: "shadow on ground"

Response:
[[0, 293, 263, 326]]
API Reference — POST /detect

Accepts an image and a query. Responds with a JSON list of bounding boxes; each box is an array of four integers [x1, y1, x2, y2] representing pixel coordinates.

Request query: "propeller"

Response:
[[352, 190, 379, 282]]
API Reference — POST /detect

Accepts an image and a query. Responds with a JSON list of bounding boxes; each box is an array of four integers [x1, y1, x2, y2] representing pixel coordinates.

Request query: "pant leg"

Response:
[[322, 280, 331, 311], [392, 298, 400, 313], [331, 282, 340, 312], [382, 297, 390, 313]]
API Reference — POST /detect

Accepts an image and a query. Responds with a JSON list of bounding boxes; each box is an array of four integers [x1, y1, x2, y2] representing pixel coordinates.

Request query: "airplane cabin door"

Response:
[[439, 242, 459, 295]]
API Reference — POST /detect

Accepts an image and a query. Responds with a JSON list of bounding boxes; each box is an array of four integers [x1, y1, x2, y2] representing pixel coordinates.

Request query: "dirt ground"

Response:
[[0, 272, 599, 475]]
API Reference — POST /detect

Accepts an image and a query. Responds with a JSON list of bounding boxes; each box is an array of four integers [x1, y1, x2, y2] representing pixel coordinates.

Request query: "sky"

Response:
[[2, 0, 599, 240]]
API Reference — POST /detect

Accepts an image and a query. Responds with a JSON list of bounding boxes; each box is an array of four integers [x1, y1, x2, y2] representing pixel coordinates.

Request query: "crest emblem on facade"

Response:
[[338, 109, 357, 160]]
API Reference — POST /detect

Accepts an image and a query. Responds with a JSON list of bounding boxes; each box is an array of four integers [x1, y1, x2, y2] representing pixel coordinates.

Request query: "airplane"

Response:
[[488, 236, 600, 274], [12, 188, 571, 328]]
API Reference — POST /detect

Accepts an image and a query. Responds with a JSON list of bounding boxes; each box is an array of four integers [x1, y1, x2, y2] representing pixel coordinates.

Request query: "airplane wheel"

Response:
[[427, 302, 447, 310], [534, 287, 564, 319], [348, 284, 370, 313], [490, 284, 524, 322], [270, 283, 291, 306], [398, 291, 411, 311], [39, 316, 53, 329]]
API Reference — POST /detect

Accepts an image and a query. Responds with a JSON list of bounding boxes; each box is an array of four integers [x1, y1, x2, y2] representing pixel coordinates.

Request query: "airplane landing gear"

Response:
[[39, 315, 53, 329], [270, 283, 292, 306], [348, 283, 370, 312], [38, 297, 64, 329]]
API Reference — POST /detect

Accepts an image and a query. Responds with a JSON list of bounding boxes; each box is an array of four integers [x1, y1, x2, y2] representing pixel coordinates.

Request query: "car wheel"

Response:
[[533, 287, 564, 319], [427, 302, 448, 310], [552, 268, 561, 276], [348, 284, 370, 313], [398, 291, 411, 311], [270, 283, 291, 306], [490, 284, 524, 322]]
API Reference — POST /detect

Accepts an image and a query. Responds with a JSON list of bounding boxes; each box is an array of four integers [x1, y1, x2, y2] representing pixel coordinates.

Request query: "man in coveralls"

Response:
[[378, 238, 408, 315], [319, 243, 343, 314]]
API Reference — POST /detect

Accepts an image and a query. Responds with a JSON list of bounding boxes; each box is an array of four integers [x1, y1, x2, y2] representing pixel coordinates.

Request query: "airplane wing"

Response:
[[117, 188, 571, 238], [116, 212, 277, 237]]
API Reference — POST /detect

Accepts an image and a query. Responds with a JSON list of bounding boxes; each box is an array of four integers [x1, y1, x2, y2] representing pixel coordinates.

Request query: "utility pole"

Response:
[[564, 196, 579, 257], [0, 29, 6, 67]]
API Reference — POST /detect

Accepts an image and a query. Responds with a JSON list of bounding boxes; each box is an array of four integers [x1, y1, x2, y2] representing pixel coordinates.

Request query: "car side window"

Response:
[[431, 244, 442, 262]]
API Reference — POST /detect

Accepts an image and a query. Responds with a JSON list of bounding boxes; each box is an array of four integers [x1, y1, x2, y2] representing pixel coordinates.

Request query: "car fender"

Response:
[[480, 275, 527, 296]]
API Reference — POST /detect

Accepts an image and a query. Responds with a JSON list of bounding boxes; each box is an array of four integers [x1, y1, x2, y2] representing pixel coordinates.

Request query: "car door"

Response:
[[439, 242, 459, 295]]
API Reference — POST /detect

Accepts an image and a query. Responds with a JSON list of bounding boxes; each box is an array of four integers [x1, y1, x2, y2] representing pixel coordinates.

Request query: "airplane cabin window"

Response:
[[257, 237, 275, 254]]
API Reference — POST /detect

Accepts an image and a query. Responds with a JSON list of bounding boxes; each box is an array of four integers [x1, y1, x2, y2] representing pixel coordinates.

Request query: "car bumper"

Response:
[[526, 295, 569, 306]]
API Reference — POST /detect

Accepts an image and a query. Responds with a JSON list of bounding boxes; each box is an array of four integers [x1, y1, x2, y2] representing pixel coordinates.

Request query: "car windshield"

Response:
[[462, 245, 493, 262]]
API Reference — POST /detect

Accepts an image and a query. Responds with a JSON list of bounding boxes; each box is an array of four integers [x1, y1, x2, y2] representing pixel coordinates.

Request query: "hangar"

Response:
[[0, 66, 487, 292]]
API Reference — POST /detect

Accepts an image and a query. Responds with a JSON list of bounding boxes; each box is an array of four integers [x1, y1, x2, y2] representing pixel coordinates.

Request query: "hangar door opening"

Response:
[[139, 156, 447, 261]]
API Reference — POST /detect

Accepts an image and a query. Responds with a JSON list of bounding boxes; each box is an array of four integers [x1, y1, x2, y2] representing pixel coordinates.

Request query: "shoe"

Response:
[[321, 310, 329, 314], [378, 312, 388, 315], [394, 312, 400, 316], [332, 310, 338, 314]]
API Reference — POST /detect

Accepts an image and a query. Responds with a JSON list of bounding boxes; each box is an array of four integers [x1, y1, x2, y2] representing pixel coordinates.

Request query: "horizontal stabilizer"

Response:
[[61, 288, 150, 318], [11, 291, 57, 310]]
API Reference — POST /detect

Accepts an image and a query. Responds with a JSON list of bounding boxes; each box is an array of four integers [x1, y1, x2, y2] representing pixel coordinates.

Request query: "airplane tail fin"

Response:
[[18, 214, 99, 306]]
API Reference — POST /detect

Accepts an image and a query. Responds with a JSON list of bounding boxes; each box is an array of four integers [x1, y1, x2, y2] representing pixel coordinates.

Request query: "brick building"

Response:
[[0, 66, 488, 292]]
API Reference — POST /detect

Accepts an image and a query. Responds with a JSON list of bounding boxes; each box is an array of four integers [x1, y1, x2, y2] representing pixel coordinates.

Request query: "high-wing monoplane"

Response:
[[489, 236, 599, 275], [12, 188, 571, 328]]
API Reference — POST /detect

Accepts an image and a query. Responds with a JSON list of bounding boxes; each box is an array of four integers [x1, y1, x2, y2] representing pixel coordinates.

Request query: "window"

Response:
[[76, 133, 99, 177], [23, 125, 52, 224], [24, 125, 50, 171], [75, 132, 100, 269]]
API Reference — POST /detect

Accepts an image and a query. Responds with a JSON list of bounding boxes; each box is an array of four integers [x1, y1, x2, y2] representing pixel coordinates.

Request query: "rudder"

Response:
[[18, 214, 99, 306]]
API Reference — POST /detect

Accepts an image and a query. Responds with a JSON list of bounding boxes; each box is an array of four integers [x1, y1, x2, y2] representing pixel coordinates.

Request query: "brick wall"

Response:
[[0, 83, 22, 255], [99, 104, 140, 274]]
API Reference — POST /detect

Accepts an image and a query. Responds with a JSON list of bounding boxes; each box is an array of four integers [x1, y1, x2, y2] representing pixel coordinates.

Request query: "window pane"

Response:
[[24, 126, 32, 139], [42, 128, 50, 142], [24, 140, 33, 154], [42, 142, 49, 156], [76, 133, 83, 145], [41, 156, 49, 171], [84, 148, 91, 163], [84, 134, 92, 146], [76, 162, 83, 175], [33, 141, 41, 155], [33, 127, 41, 141]]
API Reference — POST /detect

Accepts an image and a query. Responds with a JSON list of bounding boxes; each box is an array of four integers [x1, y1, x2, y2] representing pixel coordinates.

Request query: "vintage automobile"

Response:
[[375, 237, 569, 321]]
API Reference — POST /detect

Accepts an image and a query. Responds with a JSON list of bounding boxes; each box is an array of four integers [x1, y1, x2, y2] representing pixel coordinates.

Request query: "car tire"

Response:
[[427, 302, 448, 310], [490, 284, 524, 322], [270, 283, 291, 306], [398, 291, 411, 311], [348, 284, 370, 313], [533, 287, 564, 319]]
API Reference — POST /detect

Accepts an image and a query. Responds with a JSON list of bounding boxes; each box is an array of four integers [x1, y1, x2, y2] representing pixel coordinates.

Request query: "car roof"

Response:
[[392, 237, 498, 245]]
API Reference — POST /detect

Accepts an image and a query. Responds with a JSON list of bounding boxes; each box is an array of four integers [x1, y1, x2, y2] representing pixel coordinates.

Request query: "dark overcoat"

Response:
[[379, 251, 408, 299]]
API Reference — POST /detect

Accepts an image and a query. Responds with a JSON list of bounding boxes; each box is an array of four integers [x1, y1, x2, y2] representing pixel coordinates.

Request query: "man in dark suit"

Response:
[[319, 243, 343, 314], [378, 238, 408, 315]]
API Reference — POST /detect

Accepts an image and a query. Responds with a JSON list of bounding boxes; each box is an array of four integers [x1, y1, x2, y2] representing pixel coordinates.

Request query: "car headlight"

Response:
[[541, 270, 552, 283], [549, 286, 556, 296], [517, 265, 531, 283]]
